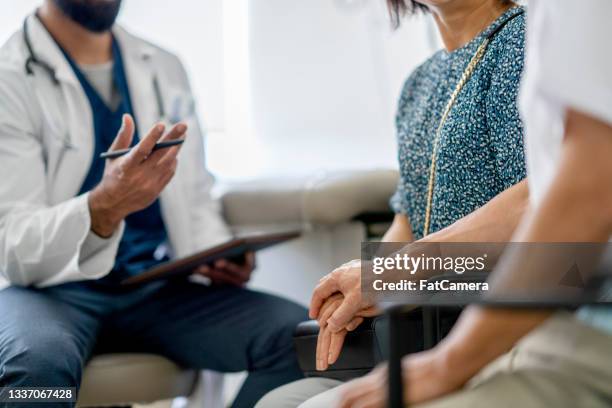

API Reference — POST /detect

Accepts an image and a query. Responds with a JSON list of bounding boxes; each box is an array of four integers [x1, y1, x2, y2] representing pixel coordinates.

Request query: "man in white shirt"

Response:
[[327, 1, 612, 407]]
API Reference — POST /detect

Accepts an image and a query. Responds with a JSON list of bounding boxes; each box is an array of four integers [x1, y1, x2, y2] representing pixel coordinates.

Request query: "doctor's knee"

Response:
[[0, 327, 82, 388]]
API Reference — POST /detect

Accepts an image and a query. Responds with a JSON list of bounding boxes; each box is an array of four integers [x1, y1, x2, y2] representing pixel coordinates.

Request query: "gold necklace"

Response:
[[421, 7, 524, 237], [422, 38, 490, 237]]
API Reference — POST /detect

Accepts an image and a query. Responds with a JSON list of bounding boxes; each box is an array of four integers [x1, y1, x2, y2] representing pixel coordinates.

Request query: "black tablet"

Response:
[[121, 230, 301, 285]]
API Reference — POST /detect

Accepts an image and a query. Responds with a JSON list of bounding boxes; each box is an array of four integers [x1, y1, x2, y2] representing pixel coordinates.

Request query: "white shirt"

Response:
[[521, 0, 612, 204], [520, 0, 612, 334]]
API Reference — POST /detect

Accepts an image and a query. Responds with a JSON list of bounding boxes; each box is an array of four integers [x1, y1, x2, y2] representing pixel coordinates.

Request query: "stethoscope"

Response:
[[23, 15, 79, 153], [23, 17, 60, 86], [21, 16, 177, 152]]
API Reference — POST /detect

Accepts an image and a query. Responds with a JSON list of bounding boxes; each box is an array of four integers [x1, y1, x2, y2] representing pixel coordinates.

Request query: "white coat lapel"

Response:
[[25, 14, 94, 202]]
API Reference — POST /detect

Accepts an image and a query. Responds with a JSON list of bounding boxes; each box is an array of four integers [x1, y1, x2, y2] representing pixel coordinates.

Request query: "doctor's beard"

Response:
[[52, 0, 123, 33]]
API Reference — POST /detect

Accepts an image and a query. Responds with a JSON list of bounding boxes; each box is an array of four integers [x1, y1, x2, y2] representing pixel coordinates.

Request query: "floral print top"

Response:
[[390, 6, 527, 238]]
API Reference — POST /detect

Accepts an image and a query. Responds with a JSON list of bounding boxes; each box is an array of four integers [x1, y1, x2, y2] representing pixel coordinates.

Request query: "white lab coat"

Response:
[[0, 14, 232, 289]]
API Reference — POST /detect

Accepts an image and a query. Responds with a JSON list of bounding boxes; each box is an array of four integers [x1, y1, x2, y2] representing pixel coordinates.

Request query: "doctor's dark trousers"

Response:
[[0, 279, 308, 408]]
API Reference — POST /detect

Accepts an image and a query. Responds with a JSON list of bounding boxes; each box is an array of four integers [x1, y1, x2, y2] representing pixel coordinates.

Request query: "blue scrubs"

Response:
[[63, 38, 169, 285], [0, 36, 306, 408]]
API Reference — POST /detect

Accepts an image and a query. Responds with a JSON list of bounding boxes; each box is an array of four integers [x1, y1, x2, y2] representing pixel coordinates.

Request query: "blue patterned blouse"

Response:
[[390, 6, 527, 239]]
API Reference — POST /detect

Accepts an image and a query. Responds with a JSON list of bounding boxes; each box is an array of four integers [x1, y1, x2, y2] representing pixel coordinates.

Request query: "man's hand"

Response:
[[337, 344, 465, 408], [310, 260, 375, 333], [316, 293, 378, 371], [194, 252, 255, 286], [88, 114, 187, 237]]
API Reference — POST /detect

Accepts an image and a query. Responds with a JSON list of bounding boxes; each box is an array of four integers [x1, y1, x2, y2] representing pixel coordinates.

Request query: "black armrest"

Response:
[[293, 309, 427, 381], [293, 318, 380, 381]]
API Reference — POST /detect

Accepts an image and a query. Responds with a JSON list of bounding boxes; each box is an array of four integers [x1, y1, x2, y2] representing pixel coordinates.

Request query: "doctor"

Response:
[[0, 1, 307, 407]]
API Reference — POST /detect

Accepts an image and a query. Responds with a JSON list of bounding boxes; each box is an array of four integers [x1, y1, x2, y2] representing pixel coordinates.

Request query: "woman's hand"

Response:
[[310, 260, 375, 332], [315, 293, 379, 371]]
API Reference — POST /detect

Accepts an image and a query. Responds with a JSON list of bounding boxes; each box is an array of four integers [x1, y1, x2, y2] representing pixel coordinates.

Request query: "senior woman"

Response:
[[257, 0, 528, 407]]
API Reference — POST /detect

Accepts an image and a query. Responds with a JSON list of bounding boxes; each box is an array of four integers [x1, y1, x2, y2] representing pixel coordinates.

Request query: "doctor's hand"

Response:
[[194, 252, 255, 286], [89, 114, 187, 238]]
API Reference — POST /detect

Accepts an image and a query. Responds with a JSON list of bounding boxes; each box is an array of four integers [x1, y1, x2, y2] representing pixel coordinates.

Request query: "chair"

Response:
[[77, 354, 198, 407]]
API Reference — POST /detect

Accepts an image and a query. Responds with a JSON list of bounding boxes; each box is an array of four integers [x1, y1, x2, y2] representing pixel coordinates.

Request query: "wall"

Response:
[[243, 0, 433, 178]]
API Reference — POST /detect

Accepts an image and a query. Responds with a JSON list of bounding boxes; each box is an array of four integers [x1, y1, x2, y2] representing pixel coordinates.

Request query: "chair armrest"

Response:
[[293, 311, 426, 382], [218, 169, 398, 230], [293, 319, 380, 381]]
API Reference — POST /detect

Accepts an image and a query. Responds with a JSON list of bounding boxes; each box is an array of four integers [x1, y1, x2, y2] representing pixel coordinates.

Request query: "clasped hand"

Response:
[[311, 242, 442, 369], [311, 256, 470, 408], [309, 259, 378, 371]]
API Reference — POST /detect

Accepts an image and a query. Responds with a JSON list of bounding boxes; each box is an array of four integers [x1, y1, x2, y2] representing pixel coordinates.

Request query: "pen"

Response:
[[99, 139, 185, 160]]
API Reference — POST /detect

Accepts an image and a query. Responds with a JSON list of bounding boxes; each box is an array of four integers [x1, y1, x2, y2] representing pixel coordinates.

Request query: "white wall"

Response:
[[242, 0, 433, 179], [0, 0, 226, 129], [118, 0, 226, 133], [0, 0, 42, 42]]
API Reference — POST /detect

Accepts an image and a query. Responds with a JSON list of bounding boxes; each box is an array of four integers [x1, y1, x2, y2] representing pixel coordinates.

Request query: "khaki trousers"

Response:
[[257, 312, 612, 408]]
